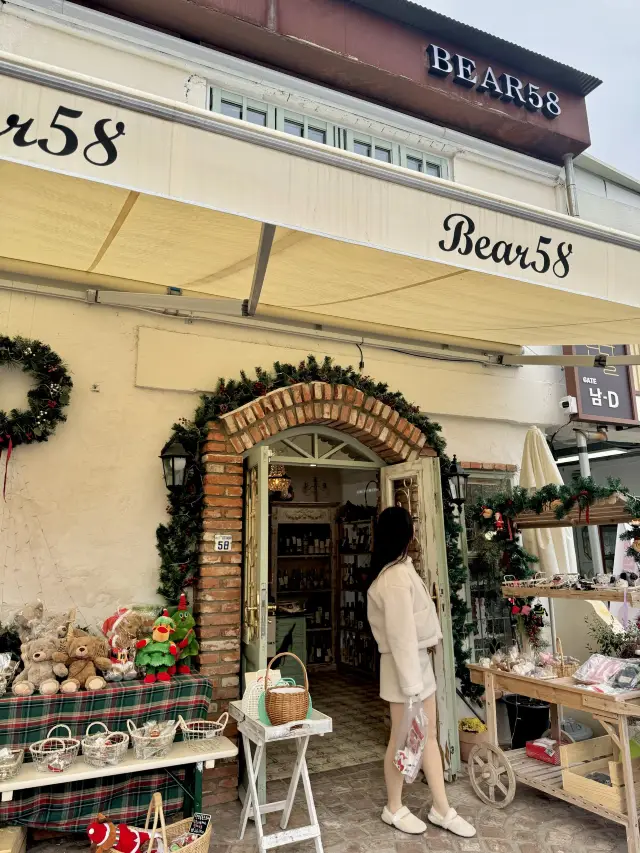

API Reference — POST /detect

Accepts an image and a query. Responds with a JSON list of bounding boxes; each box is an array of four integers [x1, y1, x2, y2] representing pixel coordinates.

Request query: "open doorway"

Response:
[[240, 422, 457, 789], [259, 428, 388, 779]]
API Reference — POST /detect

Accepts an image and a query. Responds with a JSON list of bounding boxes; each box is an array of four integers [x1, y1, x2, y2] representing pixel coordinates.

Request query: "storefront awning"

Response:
[[2, 53, 640, 352]]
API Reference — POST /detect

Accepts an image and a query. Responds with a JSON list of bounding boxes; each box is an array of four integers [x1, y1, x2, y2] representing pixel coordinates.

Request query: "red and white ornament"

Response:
[[87, 815, 163, 853]]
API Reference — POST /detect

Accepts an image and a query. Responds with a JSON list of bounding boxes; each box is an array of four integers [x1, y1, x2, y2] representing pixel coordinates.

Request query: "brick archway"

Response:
[[197, 381, 435, 805]]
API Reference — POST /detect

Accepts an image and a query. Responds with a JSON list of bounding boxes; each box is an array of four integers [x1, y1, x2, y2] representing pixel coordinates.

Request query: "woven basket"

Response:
[[145, 792, 212, 853], [30, 725, 80, 773], [0, 749, 23, 781], [265, 652, 309, 726], [127, 719, 178, 760], [178, 713, 228, 752], [552, 639, 579, 678], [81, 722, 129, 768]]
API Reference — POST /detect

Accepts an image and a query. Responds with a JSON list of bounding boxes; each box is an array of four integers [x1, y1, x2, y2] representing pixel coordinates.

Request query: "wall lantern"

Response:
[[160, 439, 189, 490], [447, 455, 469, 510], [268, 464, 291, 494]]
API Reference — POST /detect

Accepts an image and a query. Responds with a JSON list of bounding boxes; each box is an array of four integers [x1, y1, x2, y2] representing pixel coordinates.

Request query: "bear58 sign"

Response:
[[564, 345, 639, 426]]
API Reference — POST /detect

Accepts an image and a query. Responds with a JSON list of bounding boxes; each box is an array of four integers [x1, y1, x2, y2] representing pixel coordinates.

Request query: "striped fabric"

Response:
[[0, 675, 212, 830]]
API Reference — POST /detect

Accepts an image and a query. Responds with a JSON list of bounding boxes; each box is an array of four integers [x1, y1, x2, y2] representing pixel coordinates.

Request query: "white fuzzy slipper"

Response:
[[381, 805, 427, 835], [428, 807, 476, 838]]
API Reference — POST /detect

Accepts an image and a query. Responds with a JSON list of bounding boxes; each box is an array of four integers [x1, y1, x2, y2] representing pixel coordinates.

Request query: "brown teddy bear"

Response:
[[12, 637, 69, 697], [58, 632, 112, 693]]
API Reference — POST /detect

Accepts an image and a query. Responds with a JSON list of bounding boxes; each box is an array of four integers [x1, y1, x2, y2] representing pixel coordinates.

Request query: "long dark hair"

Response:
[[369, 506, 414, 584]]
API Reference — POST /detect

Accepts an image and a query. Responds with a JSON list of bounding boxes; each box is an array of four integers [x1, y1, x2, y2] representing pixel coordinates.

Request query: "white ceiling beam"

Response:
[[243, 223, 276, 317]]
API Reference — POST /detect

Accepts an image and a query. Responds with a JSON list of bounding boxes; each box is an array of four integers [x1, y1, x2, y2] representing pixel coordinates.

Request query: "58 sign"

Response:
[[0, 105, 126, 167]]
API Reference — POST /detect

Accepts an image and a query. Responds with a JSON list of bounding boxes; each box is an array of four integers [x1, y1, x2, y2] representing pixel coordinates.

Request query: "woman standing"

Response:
[[367, 506, 476, 837]]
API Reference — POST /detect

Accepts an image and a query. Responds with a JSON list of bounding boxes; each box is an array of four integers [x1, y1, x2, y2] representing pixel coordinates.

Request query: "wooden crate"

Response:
[[0, 827, 26, 853], [560, 736, 640, 815]]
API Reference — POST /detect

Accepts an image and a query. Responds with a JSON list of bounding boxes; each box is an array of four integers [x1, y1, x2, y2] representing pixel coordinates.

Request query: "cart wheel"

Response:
[[468, 743, 516, 808]]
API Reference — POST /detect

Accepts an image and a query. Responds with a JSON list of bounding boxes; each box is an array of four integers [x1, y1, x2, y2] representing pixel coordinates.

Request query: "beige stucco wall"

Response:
[[0, 8, 201, 105], [0, 286, 564, 627]]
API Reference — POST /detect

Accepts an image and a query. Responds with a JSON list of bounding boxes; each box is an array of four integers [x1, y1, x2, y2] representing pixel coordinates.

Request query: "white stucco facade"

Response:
[[0, 0, 638, 628]]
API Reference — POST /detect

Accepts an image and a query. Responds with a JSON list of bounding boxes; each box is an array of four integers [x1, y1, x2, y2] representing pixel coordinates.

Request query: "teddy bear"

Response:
[[12, 637, 68, 697], [12, 601, 75, 644], [58, 632, 112, 693]]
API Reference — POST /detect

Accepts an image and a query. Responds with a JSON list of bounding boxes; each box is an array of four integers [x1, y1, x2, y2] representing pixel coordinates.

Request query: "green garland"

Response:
[[469, 474, 640, 649], [0, 336, 72, 446], [156, 355, 476, 695], [473, 475, 628, 524]]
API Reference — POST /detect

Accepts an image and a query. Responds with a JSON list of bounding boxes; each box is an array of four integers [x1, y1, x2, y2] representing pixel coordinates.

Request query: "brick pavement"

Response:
[[28, 757, 628, 853], [208, 760, 628, 853]]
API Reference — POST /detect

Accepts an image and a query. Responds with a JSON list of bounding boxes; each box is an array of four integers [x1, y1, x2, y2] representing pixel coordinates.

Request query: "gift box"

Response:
[[526, 737, 560, 765]]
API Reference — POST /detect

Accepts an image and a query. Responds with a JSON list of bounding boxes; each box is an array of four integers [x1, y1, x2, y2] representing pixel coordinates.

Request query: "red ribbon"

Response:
[[0, 435, 12, 500], [507, 518, 513, 540]]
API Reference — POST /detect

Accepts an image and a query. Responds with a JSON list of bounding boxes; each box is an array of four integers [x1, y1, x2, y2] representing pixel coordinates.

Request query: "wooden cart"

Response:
[[468, 573, 640, 852]]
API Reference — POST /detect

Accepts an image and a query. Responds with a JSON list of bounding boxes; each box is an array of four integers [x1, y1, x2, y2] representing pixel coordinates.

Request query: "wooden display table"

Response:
[[501, 584, 640, 606], [230, 700, 332, 853], [469, 665, 640, 853]]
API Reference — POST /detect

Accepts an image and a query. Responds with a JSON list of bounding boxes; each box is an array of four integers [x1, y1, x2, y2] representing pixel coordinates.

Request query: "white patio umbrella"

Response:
[[519, 426, 578, 578]]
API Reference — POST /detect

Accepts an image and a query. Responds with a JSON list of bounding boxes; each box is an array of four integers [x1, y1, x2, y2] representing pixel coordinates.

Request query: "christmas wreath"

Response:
[[0, 336, 72, 448]]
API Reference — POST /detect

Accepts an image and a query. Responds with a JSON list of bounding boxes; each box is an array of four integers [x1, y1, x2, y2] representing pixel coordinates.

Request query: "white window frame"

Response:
[[344, 129, 398, 165], [211, 88, 276, 128], [209, 87, 449, 178], [401, 147, 444, 178], [275, 108, 334, 146]]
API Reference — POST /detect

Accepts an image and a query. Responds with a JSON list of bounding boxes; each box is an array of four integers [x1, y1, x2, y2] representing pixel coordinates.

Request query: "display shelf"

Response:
[[306, 627, 332, 632], [501, 584, 640, 605], [514, 497, 632, 529], [0, 738, 238, 800], [507, 748, 627, 826], [278, 589, 332, 595], [277, 554, 331, 559]]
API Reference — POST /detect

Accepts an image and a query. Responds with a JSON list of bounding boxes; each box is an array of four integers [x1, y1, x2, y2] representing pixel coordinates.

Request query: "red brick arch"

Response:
[[196, 381, 435, 806]]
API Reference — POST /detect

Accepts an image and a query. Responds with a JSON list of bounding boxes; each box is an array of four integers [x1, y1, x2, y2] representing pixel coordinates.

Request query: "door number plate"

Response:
[[214, 534, 233, 551]]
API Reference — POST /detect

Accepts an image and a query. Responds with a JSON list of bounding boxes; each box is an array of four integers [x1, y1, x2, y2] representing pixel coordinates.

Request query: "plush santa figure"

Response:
[[87, 814, 163, 853], [101, 608, 131, 664]]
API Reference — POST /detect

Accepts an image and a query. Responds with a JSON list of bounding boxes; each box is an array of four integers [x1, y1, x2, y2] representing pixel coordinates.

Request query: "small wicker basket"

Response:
[[178, 713, 228, 752], [0, 749, 24, 781], [144, 792, 212, 853], [30, 725, 80, 773], [553, 639, 579, 678], [127, 719, 178, 760], [265, 652, 310, 726], [81, 722, 129, 768]]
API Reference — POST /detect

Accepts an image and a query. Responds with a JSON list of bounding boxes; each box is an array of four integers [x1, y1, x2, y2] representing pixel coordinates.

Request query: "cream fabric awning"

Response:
[[2, 53, 640, 350]]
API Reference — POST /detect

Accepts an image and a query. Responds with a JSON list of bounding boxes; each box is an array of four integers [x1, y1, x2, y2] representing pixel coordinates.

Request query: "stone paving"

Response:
[[28, 758, 629, 852], [207, 760, 628, 853]]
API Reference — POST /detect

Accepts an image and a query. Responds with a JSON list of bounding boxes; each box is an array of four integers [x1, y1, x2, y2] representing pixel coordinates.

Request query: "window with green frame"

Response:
[[209, 87, 447, 178]]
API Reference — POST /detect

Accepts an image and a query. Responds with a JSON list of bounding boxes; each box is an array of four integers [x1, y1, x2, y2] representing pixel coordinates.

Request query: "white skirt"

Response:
[[379, 648, 437, 704]]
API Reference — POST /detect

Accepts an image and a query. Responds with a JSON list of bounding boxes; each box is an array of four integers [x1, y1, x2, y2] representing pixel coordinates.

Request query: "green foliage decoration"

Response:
[[0, 336, 72, 446]]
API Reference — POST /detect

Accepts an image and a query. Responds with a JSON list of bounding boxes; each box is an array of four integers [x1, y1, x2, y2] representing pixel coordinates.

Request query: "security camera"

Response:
[[559, 395, 578, 414]]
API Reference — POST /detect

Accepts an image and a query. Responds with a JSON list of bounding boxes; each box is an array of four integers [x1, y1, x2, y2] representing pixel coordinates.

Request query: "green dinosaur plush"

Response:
[[135, 610, 178, 684], [167, 593, 199, 674]]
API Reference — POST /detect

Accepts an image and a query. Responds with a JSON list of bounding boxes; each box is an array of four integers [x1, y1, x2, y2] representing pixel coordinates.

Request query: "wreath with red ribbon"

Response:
[[0, 336, 72, 495]]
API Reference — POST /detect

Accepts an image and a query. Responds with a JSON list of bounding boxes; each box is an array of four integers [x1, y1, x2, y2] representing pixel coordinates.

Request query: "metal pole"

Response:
[[563, 153, 580, 217], [575, 429, 605, 575]]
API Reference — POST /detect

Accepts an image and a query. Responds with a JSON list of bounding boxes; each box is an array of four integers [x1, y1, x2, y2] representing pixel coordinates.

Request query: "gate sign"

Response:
[[214, 534, 233, 552], [564, 345, 639, 426]]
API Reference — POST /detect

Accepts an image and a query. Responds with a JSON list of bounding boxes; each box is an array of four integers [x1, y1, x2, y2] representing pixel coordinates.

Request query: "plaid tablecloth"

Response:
[[0, 675, 213, 830]]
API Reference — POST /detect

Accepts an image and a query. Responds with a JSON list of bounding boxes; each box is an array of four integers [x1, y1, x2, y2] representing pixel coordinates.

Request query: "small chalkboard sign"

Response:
[[188, 813, 212, 837]]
